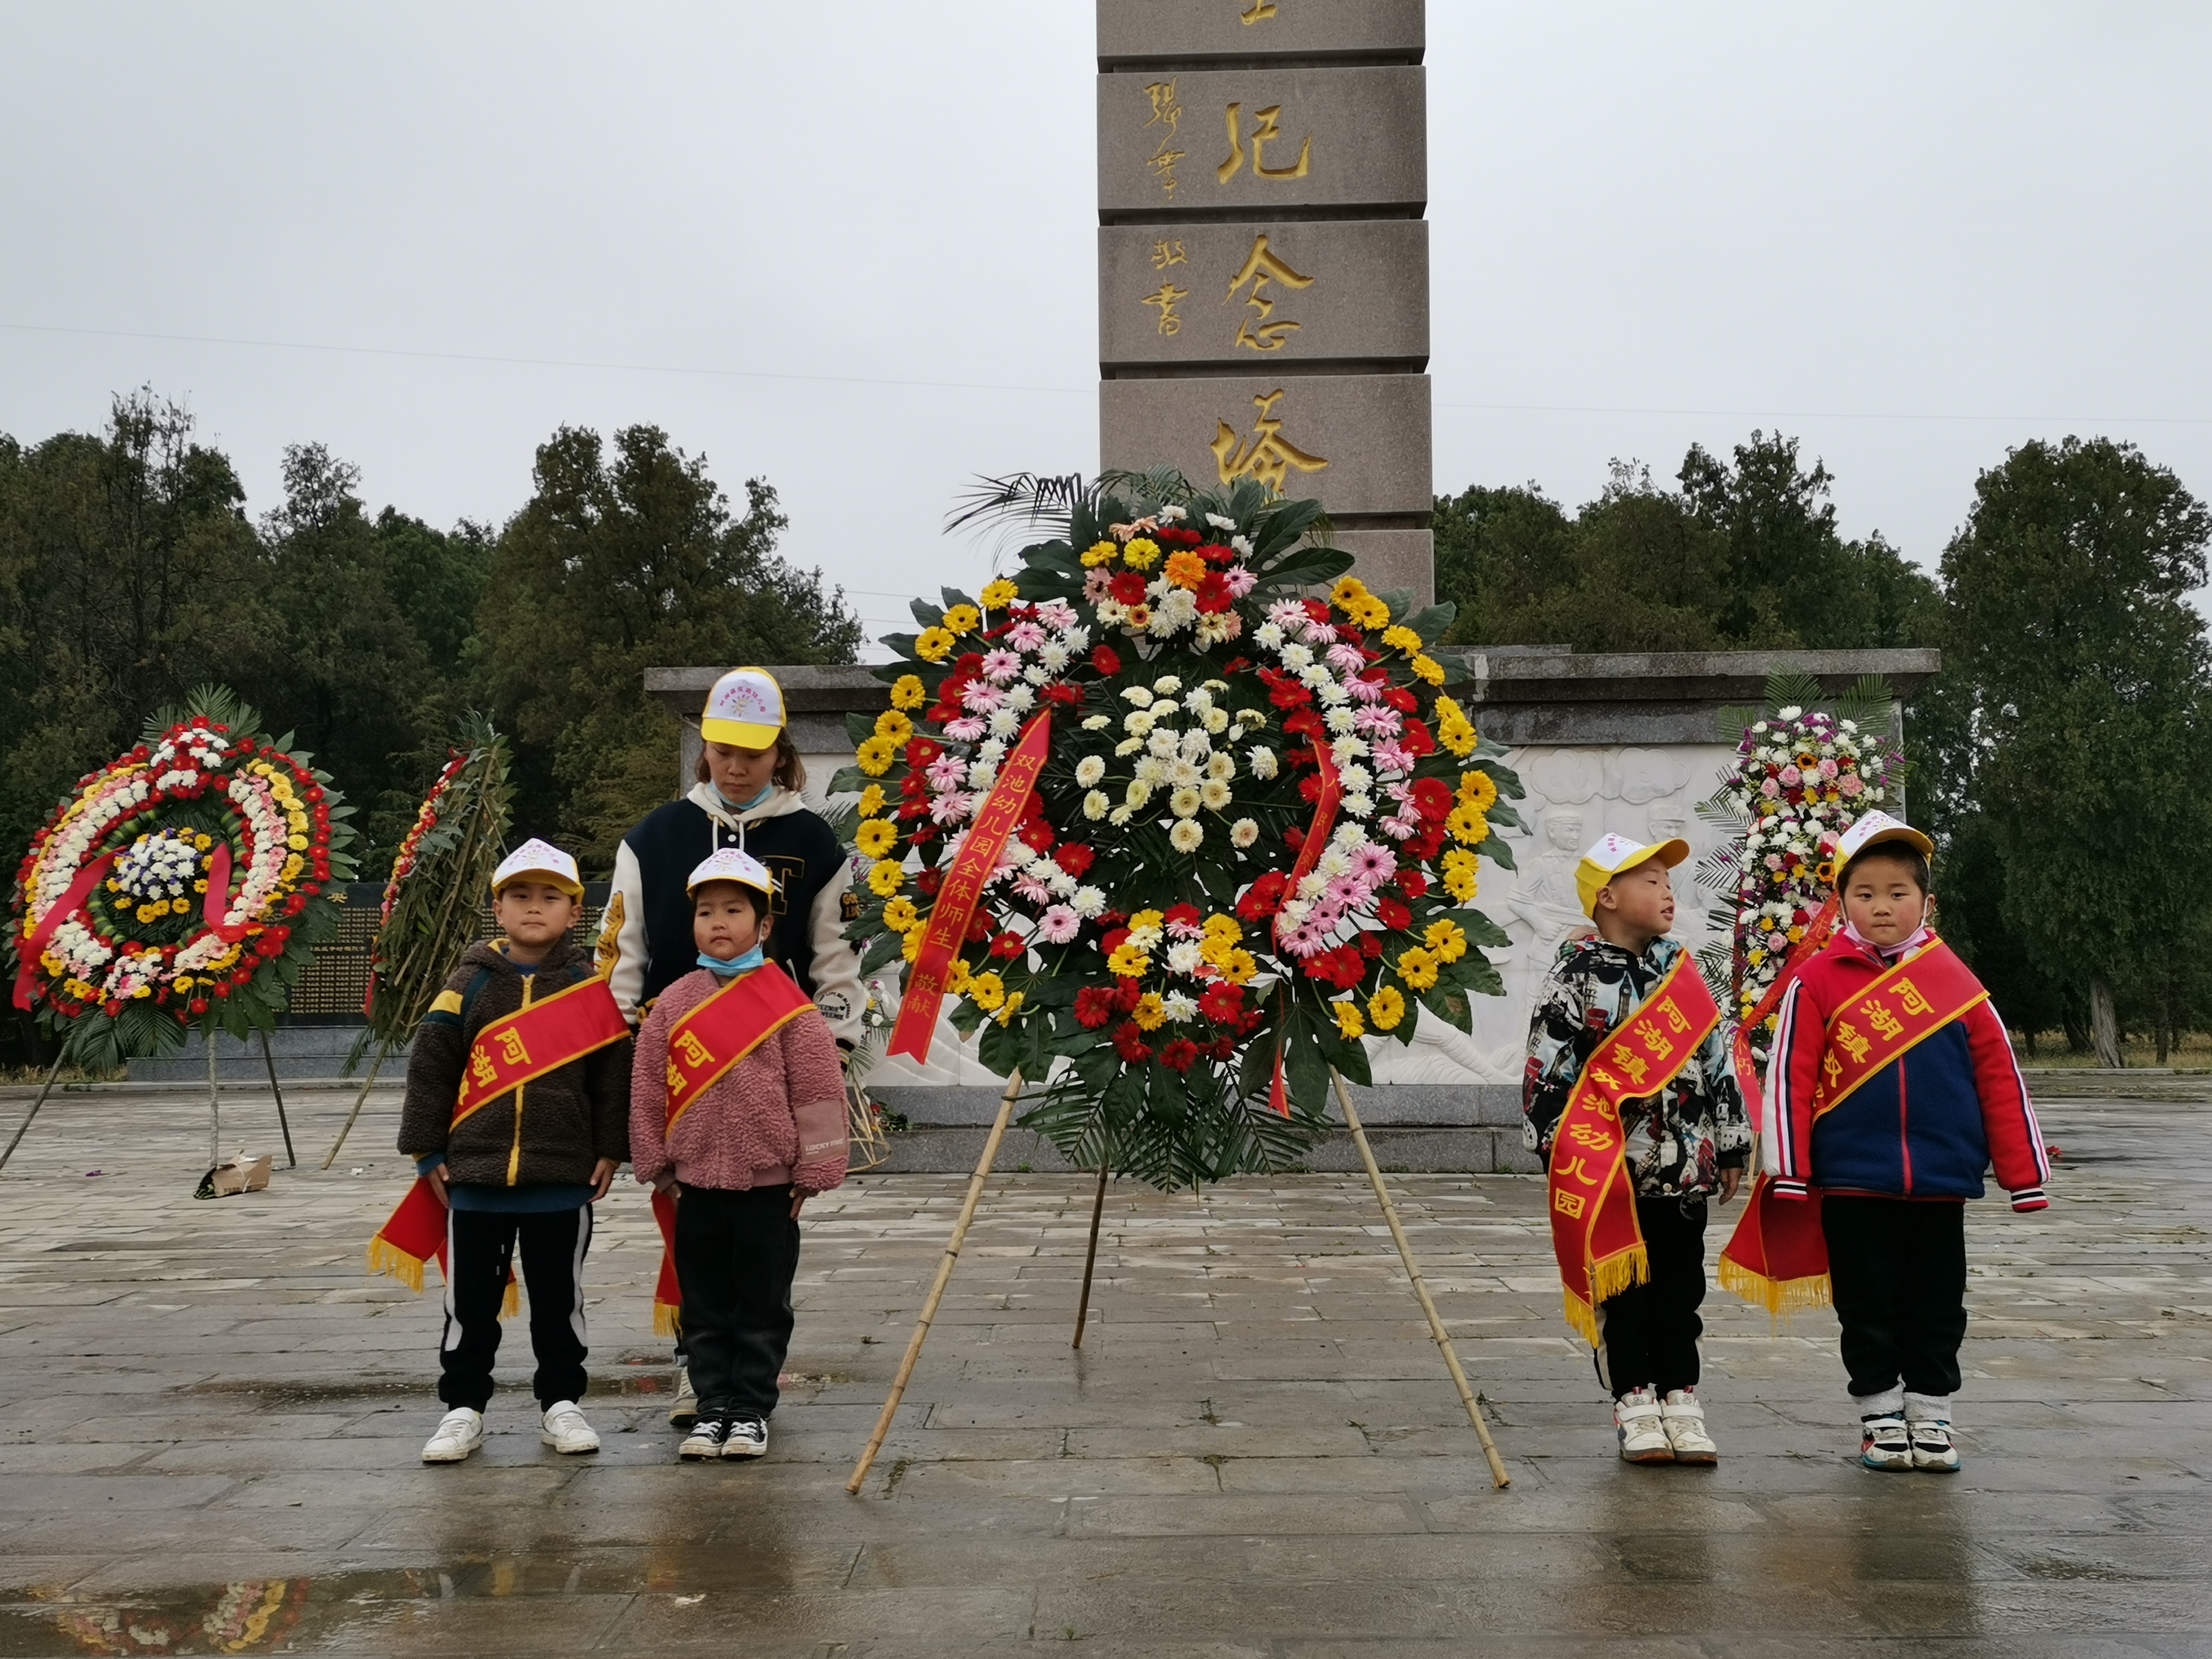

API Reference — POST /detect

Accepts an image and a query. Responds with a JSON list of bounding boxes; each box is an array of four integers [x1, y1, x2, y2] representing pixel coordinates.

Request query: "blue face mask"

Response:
[[698, 943, 766, 977], [716, 781, 776, 815]]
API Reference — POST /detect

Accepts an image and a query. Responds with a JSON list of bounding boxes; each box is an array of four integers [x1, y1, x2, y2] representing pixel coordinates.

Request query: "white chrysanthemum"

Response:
[[1182, 685, 1213, 712], [1039, 643, 1070, 672], [988, 709, 1020, 738], [1127, 919, 1165, 950], [1331, 735, 1369, 766], [1169, 818, 1204, 854], [968, 762, 998, 791], [1073, 886, 1107, 917], [1180, 726, 1211, 760], [1049, 867, 1078, 898], [1338, 764, 1373, 795], [1300, 664, 1333, 691], [1114, 737, 1144, 757], [979, 738, 1008, 764], [1025, 856, 1058, 883], [1147, 728, 1180, 758], [1230, 817, 1259, 848], [1204, 512, 1236, 530], [1122, 686, 1154, 706], [1280, 896, 1312, 926], [1280, 643, 1314, 670], [1170, 786, 1202, 818], [1109, 806, 1133, 826], [1230, 534, 1252, 554], [1169, 759, 1202, 789], [1134, 755, 1170, 786], [1004, 684, 1036, 713], [1316, 848, 1353, 880], [1777, 705, 1804, 721], [1062, 624, 1091, 653], [1074, 755, 1105, 788], [1248, 745, 1279, 779], [1082, 714, 1111, 732], [1125, 780, 1152, 809], [1202, 706, 1230, 735], [1166, 940, 1204, 975], [1162, 990, 1199, 1021], [1324, 706, 1358, 734], [1332, 822, 1369, 849], [1152, 675, 1182, 695], [1342, 792, 1375, 818], [1022, 665, 1049, 687], [1254, 622, 1285, 649], [1296, 873, 1329, 902], [1199, 778, 1232, 811]]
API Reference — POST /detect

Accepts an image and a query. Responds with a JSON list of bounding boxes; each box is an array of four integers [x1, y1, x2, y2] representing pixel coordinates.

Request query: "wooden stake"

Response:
[[846, 1066, 1022, 1495], [0, 1052, 68, 1174], [1331, 1069, 1511, 1490], [259, 1029, 296, 1168], [207, 1026, 222, 1171], [322, 1048, 387, 1170], [1071, 1155, 1111, 1349]]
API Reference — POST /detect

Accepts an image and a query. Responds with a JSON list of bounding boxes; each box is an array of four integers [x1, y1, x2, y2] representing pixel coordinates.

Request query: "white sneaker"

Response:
[[722, 1415, 768, 1459], [668, 1364, 698, 1428], [541, 1400, 600, 1455], [1860, 1415, 1913, 1470], [421, 1406, 484, 1463], [1908, 1418, 1960, 1472], [1661, 1387, 1718, 1464], [1614, 1386, 1673, 1463]]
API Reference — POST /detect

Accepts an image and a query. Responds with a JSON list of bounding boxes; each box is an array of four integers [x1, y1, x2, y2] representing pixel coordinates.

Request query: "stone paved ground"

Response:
[[0, 1080, 2207, 1657]]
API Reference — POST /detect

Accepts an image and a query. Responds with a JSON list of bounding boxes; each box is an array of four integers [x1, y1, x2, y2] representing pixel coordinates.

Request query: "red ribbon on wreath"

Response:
[[13, 854, 117, 1011], [1267, 738, 1343, 1118], [887, 712, 1053, 1065]]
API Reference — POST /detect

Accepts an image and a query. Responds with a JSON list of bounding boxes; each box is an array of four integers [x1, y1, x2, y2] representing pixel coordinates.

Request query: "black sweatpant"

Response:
[[439, 1204, 592, 1412], [1594, 1193, 1708, 1399], [1821, 1194, 1968, 1399], [674, 1184, 802, 1422]]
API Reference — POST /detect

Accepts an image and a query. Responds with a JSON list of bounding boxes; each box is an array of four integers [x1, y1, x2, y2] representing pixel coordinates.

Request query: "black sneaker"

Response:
[[679, 1416, 733, 1460], [722, 1416, 768, 1459]]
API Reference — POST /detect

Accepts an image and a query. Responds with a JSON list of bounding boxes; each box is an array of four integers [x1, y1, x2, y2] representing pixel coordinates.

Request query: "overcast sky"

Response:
[[4, 4, 2209, 654]]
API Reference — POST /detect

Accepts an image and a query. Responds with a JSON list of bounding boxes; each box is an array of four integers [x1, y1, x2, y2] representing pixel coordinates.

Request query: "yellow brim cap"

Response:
[[699, 715, 783, 749], [491, 837, 583, 898], [1574, 835, 1690, 918]]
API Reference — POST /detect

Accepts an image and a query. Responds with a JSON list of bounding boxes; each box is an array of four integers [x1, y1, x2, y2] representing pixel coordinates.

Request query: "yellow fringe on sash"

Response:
[[1562, 1245, 1649, 1345], [366, 1238, 520, 1320], [1718, 1255, 1832, 1319], [653, 1299, 682, 1338], [367, 1237, 426, 1293]]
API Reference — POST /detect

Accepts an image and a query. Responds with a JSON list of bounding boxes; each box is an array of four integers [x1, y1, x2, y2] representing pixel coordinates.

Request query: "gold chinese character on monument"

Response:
[[1141, 281, 1189, 336], [1216, 102, 1311, 185], [1144, 81, 1186, 197], [1225, 233, 1312, 352], [1239, 0, 1278, 21], [1211, 388, 1328, 489], [1150, 239, 1187, 269]]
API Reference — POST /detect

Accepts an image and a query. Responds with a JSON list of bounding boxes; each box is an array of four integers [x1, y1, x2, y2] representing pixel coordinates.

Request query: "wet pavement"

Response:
[[0, 1079, 2206, 1656]]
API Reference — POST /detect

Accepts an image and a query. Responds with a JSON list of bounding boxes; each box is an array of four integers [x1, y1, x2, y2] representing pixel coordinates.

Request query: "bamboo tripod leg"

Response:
[[1071, 1157, 1111, 1349], [0, 1053, 68, 1175], [322, 1051, 385, 1170], [1331, 1070, 1511, 1490], [846, 1068, 1022, 1495], [207, 1029, 222, 1171], [260, 1030, 295, 1168]]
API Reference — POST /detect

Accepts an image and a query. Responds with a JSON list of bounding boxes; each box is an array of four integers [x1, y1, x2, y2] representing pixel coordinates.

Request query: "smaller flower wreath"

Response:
[[8, 690, 358, 1067]]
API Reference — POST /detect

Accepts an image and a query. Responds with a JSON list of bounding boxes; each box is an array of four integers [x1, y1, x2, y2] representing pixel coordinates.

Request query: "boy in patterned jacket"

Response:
[[1524, 833, 1750, 1464]]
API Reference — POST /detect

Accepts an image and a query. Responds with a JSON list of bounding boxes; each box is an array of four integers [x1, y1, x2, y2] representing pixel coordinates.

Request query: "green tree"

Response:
[[0, 391, 265, 861], [481, 424, 862, 866], [1940, 436, 2212, 1064]]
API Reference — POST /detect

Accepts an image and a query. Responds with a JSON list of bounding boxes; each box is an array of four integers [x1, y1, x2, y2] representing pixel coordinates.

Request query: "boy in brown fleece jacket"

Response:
[[630, 847, 848, 1461], [399, 839, 632, 1464]]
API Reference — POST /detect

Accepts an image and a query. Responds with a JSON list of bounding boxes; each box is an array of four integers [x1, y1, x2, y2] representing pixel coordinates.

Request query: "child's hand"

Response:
[[1718, 1167, 1743, 1205], [589, 1158, 618, 1202], [425, 1164, 450, 1208], [790, 1191, 807, 1220]]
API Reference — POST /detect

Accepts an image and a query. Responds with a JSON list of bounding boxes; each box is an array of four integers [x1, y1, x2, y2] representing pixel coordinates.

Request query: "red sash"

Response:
[[368, 971, 626, 1304], [653, 961, 817, 1334], [1546, 953, 1720, 1343], [1720, 935, 1985, 1315], [886, 712, 1051, 1064]]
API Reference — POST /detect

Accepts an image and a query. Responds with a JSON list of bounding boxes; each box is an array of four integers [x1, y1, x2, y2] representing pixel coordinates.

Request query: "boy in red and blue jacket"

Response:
[[1765, 811, 2047, 1473]]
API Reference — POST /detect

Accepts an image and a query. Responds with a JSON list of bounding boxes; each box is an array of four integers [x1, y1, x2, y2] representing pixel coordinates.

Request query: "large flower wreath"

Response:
[[1694, 671, 1898, 1062], [833, 481, 1522, 1188], [9, 690, 358, 1071]]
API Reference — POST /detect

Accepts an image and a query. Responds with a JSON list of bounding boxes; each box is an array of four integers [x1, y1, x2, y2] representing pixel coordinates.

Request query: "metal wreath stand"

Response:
[[845, 1066, 1511, 1494]]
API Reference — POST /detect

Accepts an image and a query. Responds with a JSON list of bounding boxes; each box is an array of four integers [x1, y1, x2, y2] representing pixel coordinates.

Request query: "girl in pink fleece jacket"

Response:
[[630, 848, 848, 1460]]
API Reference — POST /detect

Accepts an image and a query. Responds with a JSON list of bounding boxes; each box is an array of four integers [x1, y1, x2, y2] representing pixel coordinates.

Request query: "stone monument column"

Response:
[[1097, 1, 1432, 605]]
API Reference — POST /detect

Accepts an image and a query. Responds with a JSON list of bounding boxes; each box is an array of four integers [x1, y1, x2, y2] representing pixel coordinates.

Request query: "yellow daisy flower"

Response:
[[915, 627, 956, 662], [1424, 919, 1468, 963], [1441, 849, 1479, 902], [867, 859, 904, 898], [874, 709, 915, 746], [1133, 992, 1168, 1031], [1329, 575, 1369, 608], [858, 784, 887, 817], [1396, 946, 1440, 991], [1333, 1000, 1365, 1041], [1108, 943, 1151, 978], [1367, 985, 1406, 1032], [1081, 540, 1119, 567], [1410, 654, 1446, 686], [883, 895, 919, 931], [856, 735, 898, 776], [855, 818, 899, 858], [943, 604, 981, 635], [1383, 624, 1423, 653], [1457, 769, 1498, 811], [979, 578, 1019, 611], [966, 972, 1006, 1012], [1121, 537, 1161, 569], [890, 675, 926, 711], [995, 989, 1026, 1026]]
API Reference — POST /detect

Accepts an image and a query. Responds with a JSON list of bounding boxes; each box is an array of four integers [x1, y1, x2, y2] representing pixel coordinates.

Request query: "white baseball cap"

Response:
[[686, 847, 777, 900], [700, 667, 787, 750], [1575, 832, 1690, 918], [1836, 809, 1933, 867], [492, 837, 583, 899]]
